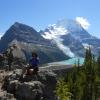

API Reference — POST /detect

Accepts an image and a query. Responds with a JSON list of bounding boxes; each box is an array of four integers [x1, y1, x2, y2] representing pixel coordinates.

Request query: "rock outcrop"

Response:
[[2, 69, 57, 100]]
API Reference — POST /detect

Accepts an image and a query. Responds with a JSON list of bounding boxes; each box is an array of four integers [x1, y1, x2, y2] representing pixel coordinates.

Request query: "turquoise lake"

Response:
[[51, 57, 84, 65]]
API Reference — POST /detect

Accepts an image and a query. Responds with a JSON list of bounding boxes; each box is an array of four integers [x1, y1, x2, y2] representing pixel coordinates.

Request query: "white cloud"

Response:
[[76, 17, 90, 30]]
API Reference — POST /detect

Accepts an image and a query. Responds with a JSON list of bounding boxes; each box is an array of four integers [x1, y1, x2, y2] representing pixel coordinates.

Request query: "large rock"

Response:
[[0, 91, 15, 100], [15, 81, 44, 100], [2, 69, 57, 100]]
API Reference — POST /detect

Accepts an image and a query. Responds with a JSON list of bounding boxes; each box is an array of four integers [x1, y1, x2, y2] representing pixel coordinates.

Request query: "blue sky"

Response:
[[0, 0, 100, 38]]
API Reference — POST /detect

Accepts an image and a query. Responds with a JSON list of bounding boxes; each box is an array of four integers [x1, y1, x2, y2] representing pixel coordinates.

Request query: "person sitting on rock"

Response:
[[22, 51, 39, 76], [28, 51, 39, 75]]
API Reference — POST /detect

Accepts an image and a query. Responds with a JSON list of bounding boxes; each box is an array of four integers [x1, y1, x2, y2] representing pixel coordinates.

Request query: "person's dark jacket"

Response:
[[29, 57, 39, 68]]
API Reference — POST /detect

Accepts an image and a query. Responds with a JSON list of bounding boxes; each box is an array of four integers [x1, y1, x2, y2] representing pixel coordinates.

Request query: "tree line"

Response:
[[56, 48, 100, 100]]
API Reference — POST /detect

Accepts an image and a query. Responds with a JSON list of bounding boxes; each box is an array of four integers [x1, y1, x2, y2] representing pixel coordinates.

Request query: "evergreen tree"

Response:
[[97, 53, 100, 76], [95, 53, 100, 99], [56, 47, 100, 100], [56, 78, 72, 100], [83, 48, 94, 100]]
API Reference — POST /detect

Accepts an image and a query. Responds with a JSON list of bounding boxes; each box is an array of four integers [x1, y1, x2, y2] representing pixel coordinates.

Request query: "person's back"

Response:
[[5, 46, 14, 70]]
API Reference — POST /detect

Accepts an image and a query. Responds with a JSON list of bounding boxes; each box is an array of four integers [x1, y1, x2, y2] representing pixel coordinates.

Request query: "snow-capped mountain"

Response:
[[0, 19, 100, 64], [41, 19, 100, 56]]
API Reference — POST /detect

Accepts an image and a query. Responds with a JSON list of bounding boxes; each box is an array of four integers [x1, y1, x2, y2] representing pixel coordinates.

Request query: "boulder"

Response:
[[15, 81, 44, 100], [0, 91, 16, 100], [2, 69, 57, 100]]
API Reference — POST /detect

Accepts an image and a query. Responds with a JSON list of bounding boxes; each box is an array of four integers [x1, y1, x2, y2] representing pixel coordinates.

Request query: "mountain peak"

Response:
[[56, 19, 83, 31], [13, 22, 26, 26], [13, 22, 21, 28], [0, 22, 44, 47], [12, 22, 33, 30], [14, 22, 20, 25]]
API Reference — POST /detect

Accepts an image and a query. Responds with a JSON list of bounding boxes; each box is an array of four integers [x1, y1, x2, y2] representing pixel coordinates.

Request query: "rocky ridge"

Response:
[[0, 69, 57, 100]]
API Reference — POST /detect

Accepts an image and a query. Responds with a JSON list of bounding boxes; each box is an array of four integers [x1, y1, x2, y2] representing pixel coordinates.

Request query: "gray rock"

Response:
[[2, 69, 57, 100], [0, 91, 15, 100], [15, 81, 44, 100]]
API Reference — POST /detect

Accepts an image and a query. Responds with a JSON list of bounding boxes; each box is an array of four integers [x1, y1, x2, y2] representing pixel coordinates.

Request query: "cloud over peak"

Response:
[[76, 17, 90, 30]]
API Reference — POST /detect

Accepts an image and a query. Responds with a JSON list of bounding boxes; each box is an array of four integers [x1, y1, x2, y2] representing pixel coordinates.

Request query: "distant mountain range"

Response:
[[41, 19, 100, 56], [0, 19, 100, 64]]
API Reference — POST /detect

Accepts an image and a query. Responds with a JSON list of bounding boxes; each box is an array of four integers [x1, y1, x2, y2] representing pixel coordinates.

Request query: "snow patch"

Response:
[[42, 25, 68, 39], [0, 35, 2, 39], [0, 33, 3, 39], [97, 47, 100, 49], [82, 43, 93, 49], [42, 24, 75, 57]]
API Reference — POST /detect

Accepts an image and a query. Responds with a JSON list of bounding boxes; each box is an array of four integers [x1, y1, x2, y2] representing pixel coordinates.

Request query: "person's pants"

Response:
[[28, 67, 39, 75]]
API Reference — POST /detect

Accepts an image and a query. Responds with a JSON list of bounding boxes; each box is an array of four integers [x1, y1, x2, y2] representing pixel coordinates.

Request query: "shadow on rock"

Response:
[[2, 69, 57, 100]]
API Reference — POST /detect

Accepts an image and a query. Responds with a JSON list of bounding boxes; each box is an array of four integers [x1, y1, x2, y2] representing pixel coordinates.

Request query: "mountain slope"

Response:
[[0, 19, 100, 64], [41, 19, 100, 56], [0, 22, 69, 64], [0, 22, 46, 51]]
